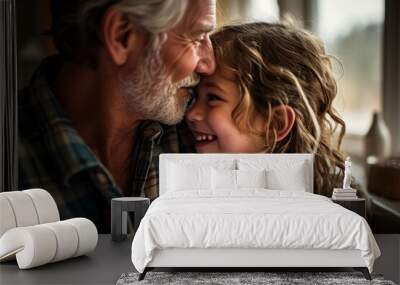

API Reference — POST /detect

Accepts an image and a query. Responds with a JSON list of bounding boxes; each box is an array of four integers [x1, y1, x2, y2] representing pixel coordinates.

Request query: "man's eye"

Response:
[[193, 39, 202, 45], [193, 33, 206, 43]]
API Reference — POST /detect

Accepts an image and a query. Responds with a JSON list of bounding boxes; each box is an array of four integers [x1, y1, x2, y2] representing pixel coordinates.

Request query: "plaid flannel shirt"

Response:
[[18, 56, 195, 233]]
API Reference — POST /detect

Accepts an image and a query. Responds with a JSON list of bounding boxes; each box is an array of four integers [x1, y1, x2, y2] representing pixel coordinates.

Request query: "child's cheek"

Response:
[[208, 109, 237, 134], [207, 109, 243, 152]]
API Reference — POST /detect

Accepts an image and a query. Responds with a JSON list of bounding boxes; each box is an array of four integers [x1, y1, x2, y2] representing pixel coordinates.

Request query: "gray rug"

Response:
[[116, 272, 396, 285]]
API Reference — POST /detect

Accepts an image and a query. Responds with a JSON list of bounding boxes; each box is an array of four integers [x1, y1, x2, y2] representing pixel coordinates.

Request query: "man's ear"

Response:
[[272, 105, 296, 142], [101, 8, 144, 65]]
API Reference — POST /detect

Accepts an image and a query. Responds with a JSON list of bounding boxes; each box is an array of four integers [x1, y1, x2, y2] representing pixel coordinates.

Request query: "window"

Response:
[[317, 0, 385, 135], [217, 0, 279, 26]]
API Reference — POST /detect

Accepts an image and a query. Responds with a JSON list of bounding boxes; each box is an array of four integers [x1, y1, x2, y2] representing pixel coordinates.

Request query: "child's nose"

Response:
[[185, 101, 204, 122]]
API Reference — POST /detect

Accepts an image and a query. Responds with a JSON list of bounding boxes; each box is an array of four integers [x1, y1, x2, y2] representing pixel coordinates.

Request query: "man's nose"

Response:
[[195, 39, 216, 75]]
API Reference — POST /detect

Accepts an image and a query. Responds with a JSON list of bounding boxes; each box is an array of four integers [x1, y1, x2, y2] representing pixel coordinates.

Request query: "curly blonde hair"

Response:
[[211, 22, 346, 196]]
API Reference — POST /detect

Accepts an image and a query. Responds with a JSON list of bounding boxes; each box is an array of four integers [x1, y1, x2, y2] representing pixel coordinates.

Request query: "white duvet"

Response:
[[131, 190, 380, 273]]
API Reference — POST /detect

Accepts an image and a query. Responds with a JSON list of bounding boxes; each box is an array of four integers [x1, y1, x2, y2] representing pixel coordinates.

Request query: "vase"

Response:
[[365, 111, 392, 163]]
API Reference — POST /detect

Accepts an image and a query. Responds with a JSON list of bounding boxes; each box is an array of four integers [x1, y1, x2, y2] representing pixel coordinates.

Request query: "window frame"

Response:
[[382, 0, 400, 155], [283, 0, 399, 156]]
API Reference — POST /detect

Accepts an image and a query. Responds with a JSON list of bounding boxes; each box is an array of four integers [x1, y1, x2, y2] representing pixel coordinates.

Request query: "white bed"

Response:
[[131, 154, 380, 280]]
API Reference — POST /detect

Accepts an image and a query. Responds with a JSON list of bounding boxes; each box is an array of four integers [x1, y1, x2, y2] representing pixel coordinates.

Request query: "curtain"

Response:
[[0, 0, 18, 192]]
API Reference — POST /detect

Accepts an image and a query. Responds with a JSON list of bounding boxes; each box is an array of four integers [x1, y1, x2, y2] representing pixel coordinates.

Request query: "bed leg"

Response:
[[354, 267, 371, 280], [138, 268, 148, 281]]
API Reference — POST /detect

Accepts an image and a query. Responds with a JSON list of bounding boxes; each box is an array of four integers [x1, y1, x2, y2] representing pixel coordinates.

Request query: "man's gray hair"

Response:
[[113, 0, 188, 34], [112, 0, 188, 49], [52, 0, 188, 67]]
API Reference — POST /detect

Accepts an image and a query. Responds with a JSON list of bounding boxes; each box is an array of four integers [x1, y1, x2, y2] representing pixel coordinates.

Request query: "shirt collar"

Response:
[[138, 120, 164, 143]]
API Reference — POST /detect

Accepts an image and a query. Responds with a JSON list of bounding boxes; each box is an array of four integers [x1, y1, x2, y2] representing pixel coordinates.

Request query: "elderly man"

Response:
[[18, 0, 216, 232]]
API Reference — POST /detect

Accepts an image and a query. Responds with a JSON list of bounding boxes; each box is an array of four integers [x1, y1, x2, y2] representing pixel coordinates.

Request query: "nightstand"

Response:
[[111, 197, 150, 241], [331, 198, 366, 218]]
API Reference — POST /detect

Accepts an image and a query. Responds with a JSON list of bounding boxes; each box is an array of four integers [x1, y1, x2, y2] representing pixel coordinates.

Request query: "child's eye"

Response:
[[207, 93, 221, 102], [187, 90, 197, 108]]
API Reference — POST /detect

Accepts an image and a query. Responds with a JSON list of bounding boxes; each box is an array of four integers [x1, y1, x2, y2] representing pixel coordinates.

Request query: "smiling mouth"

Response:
[[192, 131, 218, 143]]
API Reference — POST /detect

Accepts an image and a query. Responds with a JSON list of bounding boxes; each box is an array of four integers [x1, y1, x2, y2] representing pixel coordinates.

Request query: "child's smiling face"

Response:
[[185, 69, 265, 153]]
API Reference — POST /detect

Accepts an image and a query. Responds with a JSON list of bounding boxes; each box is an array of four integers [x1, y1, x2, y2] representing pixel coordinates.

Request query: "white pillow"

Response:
[[236, 169, 267, 188], [238, 159, 310, 192], [167, 163, 212, 191], [266, 163, 307, 191], [212, 168, 237, 190]]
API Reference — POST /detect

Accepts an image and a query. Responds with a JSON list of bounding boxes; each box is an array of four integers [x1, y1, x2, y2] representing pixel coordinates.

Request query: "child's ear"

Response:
[[272, 105, 296, 142]]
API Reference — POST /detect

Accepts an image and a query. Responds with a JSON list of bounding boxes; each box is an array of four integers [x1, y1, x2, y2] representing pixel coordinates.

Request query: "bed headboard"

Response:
[[159, 153, 314, 195]]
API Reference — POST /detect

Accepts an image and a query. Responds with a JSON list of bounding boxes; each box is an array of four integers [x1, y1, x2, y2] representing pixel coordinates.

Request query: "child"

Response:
[[185, 22, 346, 196]]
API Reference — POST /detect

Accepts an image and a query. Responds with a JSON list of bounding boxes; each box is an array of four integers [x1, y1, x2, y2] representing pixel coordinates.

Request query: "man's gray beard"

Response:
[[118, 46, 199, 125]]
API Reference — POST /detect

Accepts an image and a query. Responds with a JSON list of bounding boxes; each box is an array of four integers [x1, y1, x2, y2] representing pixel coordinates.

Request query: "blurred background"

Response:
[[13, 0, 400, 233]]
